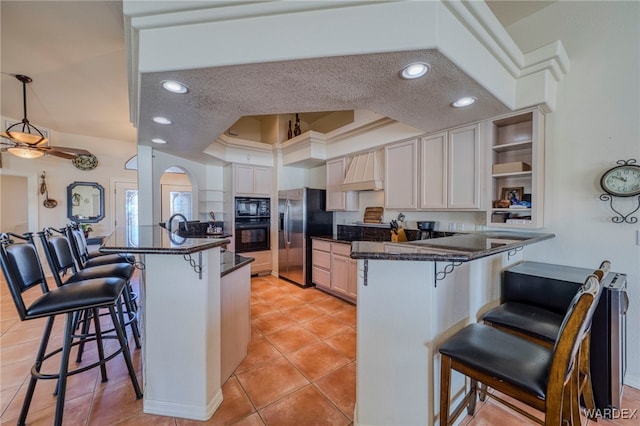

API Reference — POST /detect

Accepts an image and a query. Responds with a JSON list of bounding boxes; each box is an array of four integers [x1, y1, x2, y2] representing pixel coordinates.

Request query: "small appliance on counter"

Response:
[[416, 221, 436, 239]]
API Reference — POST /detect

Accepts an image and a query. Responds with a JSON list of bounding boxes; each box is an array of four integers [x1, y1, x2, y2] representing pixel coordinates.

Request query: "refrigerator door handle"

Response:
[[285, 200, 290, 245]]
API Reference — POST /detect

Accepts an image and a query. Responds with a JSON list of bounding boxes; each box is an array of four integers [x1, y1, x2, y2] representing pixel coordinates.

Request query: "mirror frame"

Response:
[[67, 181, 105, 223]]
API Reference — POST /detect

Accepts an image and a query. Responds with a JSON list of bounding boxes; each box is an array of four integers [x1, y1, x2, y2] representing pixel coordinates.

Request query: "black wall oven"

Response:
[[235, 197, 270, 253]]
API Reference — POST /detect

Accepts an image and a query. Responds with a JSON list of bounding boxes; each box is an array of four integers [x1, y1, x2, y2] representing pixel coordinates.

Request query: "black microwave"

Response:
[[235, 197, 270, 218]]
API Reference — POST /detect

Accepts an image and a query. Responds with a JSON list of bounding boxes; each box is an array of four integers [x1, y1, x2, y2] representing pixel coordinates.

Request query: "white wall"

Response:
[[0, 123, 137, 236], [506, 1, 640, 388]]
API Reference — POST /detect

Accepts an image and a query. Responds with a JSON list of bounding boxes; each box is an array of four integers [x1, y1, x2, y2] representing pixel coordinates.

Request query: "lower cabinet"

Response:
[[312, 239, 357, 303], [220, 263, 251, 382], [243, 250, 272, 275]]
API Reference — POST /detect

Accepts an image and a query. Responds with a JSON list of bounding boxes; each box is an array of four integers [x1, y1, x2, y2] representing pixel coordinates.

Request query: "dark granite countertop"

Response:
[[100, 225, 231, 255], [220, 251, 254, 277], [349, 231, 555, 262], [312, 235, 354, 244]]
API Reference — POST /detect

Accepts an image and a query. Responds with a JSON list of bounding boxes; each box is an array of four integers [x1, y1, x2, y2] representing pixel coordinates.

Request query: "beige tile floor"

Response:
[[1, 272, 639, 425]]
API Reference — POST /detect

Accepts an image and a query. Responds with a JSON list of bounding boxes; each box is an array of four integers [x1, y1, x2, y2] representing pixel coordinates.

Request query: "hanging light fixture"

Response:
[[1, 74, 49, 146], [6, 146, 44, 159]]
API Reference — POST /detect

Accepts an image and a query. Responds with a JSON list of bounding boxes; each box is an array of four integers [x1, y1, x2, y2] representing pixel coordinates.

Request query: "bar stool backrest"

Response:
[[549, 275, 602, 395], [38, 231, 79, 287], [0, 233, 49, 320], [66, 224, 90, 266]]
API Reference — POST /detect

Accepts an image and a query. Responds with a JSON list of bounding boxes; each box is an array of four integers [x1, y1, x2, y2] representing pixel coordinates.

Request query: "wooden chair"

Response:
[[481, 261, 610, 417], [439, 273, 602, 426]]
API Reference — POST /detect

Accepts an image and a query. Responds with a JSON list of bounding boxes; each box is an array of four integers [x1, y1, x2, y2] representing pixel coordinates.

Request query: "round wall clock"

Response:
[[72, 153, 98, 171], [599, 159, 640, 224], [600, 162, 640, 197]]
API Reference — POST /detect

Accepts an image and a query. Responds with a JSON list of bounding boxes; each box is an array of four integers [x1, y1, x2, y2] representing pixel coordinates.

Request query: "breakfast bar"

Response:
[[101, 226, 252, 421], [349, 231, 554, 425]]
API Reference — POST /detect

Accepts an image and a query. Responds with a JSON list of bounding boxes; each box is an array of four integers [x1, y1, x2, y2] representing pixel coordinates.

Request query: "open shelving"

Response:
[[487, 107, 545, 229]]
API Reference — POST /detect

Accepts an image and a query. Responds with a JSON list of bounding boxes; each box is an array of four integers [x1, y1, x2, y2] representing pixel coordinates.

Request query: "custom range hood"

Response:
[[340, 150, 384, 191]]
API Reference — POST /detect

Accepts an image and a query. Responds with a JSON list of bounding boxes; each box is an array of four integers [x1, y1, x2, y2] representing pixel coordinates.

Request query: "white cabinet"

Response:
[[220, 263, 251, 382], [312, 240, 356, 303], [420, 123, 480, 210], [234, 164, 272, 197], [384, 139, 419, 209], [487, 107, 545, 229], [326, 157, 358, 211], [312, 239, 331, 290], [243, 250, 272, 275]]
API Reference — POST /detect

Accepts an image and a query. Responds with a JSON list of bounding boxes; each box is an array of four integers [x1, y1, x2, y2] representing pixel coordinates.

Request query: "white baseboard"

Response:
[[143, 388, 223, 421]]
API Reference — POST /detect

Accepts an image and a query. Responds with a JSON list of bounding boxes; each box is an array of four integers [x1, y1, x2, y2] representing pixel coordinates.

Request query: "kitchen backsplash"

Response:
[[333, 191, 487, 233]]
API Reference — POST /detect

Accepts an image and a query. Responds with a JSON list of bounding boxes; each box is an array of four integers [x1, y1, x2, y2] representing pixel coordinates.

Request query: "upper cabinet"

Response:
[[420, 124, 480, 210], [234, 164, 273, 197], [487, 107, 545, 229], [446, 123, 481, 209], [384, 139, 419, 209], [326, 157, 359, 211]]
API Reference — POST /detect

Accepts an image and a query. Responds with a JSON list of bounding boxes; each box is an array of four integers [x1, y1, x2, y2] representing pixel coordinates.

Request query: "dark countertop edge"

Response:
[[100, 238, 231, 255], [221, 252, 255, 277], [348, 232, 555, 262], [311, 236, 353, 244]]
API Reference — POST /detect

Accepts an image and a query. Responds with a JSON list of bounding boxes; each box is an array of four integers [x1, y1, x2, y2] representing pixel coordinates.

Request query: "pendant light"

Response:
[[1, 74, 49, 146]]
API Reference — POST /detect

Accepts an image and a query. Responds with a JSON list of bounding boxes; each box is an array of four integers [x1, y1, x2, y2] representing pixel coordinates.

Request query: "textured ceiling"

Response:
[[1, 1, 550, 162], [139, 50, 509, 160]]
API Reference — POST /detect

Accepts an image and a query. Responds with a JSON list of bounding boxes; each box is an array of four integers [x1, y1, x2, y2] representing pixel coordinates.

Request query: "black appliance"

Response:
[[278, 188, 333, 287], [235, 197, 270, 218], [503, 262, 628, 412], [235, 197, 270, 253], [416, 221, 436, 239]]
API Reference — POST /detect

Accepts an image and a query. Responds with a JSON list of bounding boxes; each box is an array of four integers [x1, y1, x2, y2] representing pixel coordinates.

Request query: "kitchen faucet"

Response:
[[165, 213, 190, 233]]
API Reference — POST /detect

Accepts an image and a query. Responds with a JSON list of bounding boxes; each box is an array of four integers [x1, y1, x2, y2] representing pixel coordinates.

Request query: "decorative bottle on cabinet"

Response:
[[288, 120, 293, 139], [294, 113, 301, 136]]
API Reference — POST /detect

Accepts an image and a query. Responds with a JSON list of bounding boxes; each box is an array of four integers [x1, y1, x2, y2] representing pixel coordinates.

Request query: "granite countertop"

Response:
[[349, 231, 555, 262], [100, 225, 231, 255], [221, 250, 254, 277]]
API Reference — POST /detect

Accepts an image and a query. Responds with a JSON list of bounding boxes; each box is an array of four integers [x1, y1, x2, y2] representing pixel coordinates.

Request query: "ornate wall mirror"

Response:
[[67, 181, 104, 223]]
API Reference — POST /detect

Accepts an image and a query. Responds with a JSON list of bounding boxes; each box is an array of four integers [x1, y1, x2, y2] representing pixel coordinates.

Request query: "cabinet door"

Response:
[[448, 123, 480, 209], [330, 253, 350, 295], [384, 139, 418, 209], [347, 258, 358, 299], [420, 132, 447, 209], [235, 165, 255, 195], [253, 167, 272, 196], [326, 158, 358, 211]]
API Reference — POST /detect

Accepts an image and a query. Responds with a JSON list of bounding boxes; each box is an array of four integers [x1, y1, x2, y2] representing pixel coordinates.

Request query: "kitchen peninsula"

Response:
[[100, 226, 253, 421], [349, 231, 554, 425]]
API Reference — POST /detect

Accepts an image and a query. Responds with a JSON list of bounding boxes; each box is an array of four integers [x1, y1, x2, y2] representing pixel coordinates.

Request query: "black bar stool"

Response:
[[0, 232, 142, 426], [38, 228, 142, 354]]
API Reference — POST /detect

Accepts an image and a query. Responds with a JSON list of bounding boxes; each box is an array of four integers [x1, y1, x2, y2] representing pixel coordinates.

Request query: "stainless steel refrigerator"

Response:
[[278, 188, 333, 287]]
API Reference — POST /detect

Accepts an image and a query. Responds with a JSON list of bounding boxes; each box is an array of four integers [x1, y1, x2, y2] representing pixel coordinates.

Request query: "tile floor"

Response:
[[1, 272, 639, 425]]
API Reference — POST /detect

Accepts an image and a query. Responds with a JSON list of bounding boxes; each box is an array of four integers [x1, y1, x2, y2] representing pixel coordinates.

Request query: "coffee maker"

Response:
[[416, 221, 436, 239]]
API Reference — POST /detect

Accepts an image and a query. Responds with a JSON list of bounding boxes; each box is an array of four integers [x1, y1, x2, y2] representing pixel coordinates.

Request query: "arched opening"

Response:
[[160, 166, 194, 224]]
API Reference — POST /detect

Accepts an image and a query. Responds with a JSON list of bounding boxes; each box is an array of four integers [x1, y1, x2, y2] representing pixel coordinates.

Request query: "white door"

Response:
[[114, 180, 138, 245]]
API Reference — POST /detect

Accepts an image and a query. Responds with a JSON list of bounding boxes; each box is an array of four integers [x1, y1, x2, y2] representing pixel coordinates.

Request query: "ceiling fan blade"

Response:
[[39, 146, 91, 155], [44, 150, 76, 160]]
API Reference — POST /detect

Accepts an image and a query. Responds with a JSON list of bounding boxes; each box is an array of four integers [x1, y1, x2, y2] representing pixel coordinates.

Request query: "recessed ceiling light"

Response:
[[152, 138, 167, 144], [153, 116, 172, 125], [162, 80, 188, 94], [400, 62, 430, 79], [451, 97, 477, 108]]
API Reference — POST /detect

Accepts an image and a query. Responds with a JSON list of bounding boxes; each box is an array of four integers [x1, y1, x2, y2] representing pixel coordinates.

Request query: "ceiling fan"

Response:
[[0, 74, 92, 159]]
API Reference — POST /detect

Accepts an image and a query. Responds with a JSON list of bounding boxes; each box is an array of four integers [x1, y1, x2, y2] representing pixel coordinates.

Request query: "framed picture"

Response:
[[501, 186, 524, 203]]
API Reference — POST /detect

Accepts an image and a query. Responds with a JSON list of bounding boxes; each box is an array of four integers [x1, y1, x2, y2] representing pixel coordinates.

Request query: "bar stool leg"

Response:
[[92, 307, 109, 383], [53, 313, 76, 426], [108, 305, 143, 399], [440, 355, 452, 426], [18, 316, 55, 426]]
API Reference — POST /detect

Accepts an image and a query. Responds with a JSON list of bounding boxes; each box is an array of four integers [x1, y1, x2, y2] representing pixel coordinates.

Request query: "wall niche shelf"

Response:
[[487, 107, 545, 229]]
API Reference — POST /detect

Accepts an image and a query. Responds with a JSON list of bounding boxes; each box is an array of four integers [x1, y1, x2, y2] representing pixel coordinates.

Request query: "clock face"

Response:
[[600, 164, 640, 197]]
